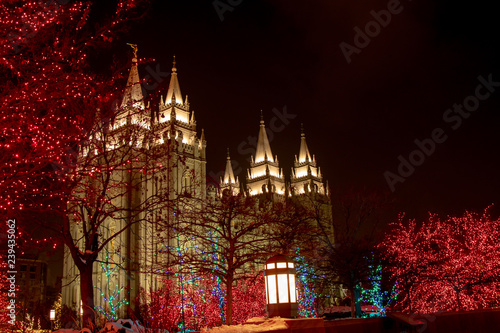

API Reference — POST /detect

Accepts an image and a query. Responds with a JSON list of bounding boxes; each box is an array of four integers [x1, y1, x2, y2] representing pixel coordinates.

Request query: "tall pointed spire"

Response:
[[223, 149, 237, 184], [291, 125, 325, 195], [220, 148, 240, 195], [120, 43, 145, 110], [165, 55, 183, 105], [254, 111, 274, 163], [246, 112, 285, 197], [298, 123, 312, 163]]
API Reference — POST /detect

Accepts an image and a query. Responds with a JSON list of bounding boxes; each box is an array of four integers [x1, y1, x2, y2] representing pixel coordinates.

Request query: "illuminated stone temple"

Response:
[[62, 51, 329, 317]]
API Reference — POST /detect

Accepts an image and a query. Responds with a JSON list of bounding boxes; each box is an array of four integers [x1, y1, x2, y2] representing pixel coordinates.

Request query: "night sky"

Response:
[[124, 0, 500, 219]]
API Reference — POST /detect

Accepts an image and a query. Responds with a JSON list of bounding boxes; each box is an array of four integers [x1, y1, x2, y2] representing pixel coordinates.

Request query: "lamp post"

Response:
[[50, 309, 55, 331], [264, 255, 298, 318]]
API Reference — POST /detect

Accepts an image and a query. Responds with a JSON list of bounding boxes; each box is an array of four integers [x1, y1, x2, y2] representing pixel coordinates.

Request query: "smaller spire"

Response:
[[166, 55, 183, 105], [298, 125, 312, 163], [254, 111, 274, 163], [190, 110, 196, 124], [200, 128, 205, 142], [223, 149, 238, 186]]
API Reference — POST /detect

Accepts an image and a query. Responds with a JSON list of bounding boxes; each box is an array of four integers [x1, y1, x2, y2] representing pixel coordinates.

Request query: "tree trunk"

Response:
[[226, 275, 234, 325], [80, 263, 96, 328], [349, 287, 356, 318], [354, 284, 362, 317]]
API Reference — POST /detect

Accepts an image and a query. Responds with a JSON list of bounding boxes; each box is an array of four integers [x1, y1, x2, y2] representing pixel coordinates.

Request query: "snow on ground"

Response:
[[54, 319, 147, 333], [54, 317, 303, 333], [206, 317, 288, 333], [245, 317, 268, 323]]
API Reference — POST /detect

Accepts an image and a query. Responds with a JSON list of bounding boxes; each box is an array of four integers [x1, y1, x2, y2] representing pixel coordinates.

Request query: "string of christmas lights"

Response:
[[94, 250, 129, 321], [295, 249, 323, 318], [360, 255, 399, 317], [379, 208, 500, 313]]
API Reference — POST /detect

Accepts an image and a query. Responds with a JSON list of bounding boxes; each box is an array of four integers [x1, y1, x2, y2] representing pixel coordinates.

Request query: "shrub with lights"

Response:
[[360, 255, 399, 317], [295, 251, 323, 318]]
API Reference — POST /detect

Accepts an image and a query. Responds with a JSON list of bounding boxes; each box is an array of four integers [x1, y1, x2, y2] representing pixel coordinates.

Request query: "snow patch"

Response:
[[206, 317, 288, 333], [245, 317, 267, 323]]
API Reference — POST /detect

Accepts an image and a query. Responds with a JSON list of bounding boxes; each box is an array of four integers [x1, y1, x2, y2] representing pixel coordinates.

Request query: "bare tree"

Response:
[[47, 109, 183, 325], [316, 188, 394, 317], [159, 192, 316, 325]]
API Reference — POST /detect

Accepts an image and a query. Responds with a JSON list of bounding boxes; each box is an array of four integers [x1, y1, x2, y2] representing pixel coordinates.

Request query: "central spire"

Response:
[[166, 55, 183, 105], [120, 43, 145, 110], [223, 149, 237, 185], [254, 111, 274, 163], [298, 124, 312, 163]]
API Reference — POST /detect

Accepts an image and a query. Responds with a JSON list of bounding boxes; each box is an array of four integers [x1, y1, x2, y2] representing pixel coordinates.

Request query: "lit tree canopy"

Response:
[[0, 0, 152, 327], [380, 208, 500, 313], [0, 0, 150, 216]]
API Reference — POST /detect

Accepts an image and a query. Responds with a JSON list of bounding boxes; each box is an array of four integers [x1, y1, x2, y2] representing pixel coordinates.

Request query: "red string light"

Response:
[[380, 208, 500, 313]]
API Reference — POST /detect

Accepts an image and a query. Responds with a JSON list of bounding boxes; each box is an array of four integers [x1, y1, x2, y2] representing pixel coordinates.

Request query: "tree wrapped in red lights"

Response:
[[138, 272, 265, 331], [0, 0, 151, 216], [380, 208, 500, 313], [0, 0, 159, 328], [231, 273, 266, 324], [137, 277, 182, 332]]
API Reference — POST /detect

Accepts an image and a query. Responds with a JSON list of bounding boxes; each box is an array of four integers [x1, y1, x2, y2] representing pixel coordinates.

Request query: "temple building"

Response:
[[62, 50, 329, 317]]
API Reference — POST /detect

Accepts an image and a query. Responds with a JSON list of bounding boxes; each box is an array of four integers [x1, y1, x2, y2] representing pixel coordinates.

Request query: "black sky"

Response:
[[125, 0, 500, 219]]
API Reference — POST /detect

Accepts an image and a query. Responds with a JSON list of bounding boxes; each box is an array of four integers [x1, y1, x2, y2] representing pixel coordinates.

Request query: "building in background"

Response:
[[62, 50, 330, 318]]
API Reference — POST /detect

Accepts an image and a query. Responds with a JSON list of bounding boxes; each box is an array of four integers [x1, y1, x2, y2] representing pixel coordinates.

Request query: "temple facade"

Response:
[[61, 52, 329, 318]]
